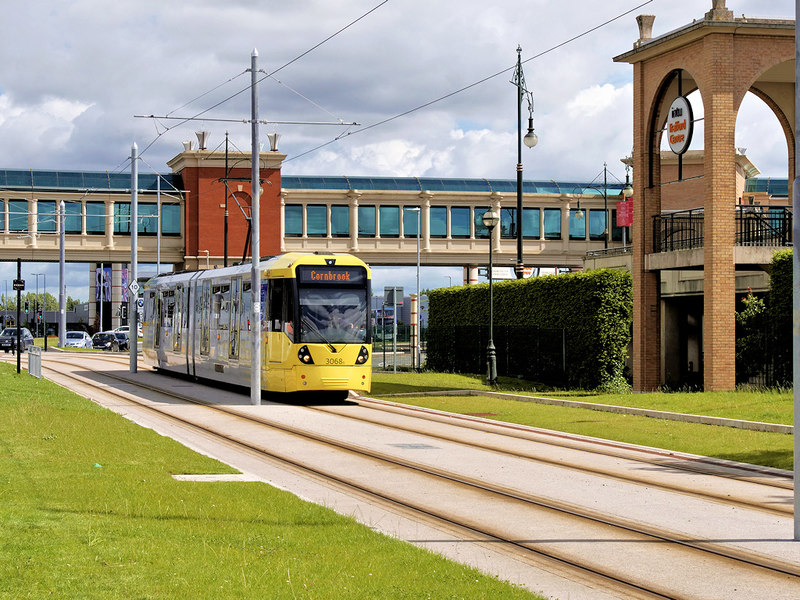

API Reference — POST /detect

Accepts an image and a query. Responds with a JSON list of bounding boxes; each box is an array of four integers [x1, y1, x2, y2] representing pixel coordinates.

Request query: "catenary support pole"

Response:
[[58, 201, 66, 347], [250, 49, 262, 406], [130, 143, 138, 374], [515, 47, 524, 279], [16, 259, 21, 374]]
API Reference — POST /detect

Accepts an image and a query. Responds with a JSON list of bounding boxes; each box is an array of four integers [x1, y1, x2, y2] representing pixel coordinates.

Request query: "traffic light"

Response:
[[121, 304, 128, 319], [24, 301, 29, 314]]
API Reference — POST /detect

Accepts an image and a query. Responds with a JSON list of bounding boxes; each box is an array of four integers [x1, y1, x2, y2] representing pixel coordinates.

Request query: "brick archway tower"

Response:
[[614, 2, 794, 391], [168, 149, 286, 269]]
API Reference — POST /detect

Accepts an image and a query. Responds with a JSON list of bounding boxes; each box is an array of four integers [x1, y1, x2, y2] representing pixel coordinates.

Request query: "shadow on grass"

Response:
[[369, 382, 463, 395], [712, 449, 793, 472]]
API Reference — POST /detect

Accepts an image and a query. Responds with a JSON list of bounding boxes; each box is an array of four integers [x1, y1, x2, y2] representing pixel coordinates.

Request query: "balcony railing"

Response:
[[653, 205, 792, 253]]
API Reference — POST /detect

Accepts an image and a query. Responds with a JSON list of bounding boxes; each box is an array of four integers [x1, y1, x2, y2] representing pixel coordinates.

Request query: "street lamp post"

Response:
[[573, 163, 633, 248], [482, 210, 500, 385], [513, 45, 539, 279], [602, 163, 609, 249]]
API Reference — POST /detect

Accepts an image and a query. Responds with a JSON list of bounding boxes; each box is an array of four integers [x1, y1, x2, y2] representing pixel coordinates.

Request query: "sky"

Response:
[[0, 0, 795, 302]]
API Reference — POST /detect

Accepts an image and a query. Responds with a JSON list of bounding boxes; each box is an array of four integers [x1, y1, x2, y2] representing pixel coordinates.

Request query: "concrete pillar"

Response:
[[464, 266, 479, 285], [29, 199, 38, 248], [348, 190, 360, 252], [105, 199, 115, 249], [420, 191, 432, 252], [279, 191, 287, 253]]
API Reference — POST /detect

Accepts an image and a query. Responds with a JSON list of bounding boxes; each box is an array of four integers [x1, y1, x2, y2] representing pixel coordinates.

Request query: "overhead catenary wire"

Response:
[[130, 0, 389, 166], [286, 0, 654, 163]]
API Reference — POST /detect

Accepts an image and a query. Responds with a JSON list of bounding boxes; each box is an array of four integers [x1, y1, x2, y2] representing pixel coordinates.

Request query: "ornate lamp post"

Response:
[[482, 210, 500, 385], [513, 45, 539, 279]]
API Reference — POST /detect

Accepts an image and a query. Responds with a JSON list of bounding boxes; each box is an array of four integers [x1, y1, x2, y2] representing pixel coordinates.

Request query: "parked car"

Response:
[[115, 324, 142, 338], [64, 330, 93, 349], [92, 332, 120, 352], [0, 327, 34, 353], [112, 331, 130, 351]]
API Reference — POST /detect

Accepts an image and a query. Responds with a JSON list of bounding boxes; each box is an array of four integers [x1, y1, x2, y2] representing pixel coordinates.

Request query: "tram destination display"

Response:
[[297, 266, 366, 285]]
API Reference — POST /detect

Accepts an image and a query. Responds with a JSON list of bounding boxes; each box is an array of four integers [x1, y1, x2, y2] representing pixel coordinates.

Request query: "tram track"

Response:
[[26, 353, 800, 599], [313, 395, 794, 516]]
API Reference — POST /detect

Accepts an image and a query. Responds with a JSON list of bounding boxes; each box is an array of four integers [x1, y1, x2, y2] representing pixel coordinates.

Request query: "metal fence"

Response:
[[425, 325, 568, 386], [652, 205, 792, 253]]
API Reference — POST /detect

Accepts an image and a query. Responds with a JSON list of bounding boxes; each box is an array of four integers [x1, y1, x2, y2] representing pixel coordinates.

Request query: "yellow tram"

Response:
[[141, 253, 372, 398]]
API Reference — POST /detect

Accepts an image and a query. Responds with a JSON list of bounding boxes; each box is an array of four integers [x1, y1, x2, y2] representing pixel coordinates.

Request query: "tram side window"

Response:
[[144, 291, 155, 322], [268, 279, 295, 339], [200, 281, 211, 355], [162, 290, 175, 328], [212, 284, 231, 330]]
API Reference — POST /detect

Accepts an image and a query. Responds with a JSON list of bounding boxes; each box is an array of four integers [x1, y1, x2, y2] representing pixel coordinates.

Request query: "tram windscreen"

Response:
[[297, 288, 369, 344]]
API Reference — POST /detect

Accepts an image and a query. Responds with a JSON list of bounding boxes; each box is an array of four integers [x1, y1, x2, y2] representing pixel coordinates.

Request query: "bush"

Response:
[[427, 269, 632, 389], [769, 249, 792, 385]]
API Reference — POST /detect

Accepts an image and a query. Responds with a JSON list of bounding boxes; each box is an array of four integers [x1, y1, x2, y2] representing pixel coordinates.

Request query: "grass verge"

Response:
[[0, 363, 540, 599], [370, 372, 794, 471]]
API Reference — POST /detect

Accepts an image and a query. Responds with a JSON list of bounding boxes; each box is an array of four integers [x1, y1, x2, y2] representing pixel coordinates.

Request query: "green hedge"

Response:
[[426, 269, 632, 389], [768, 249, 792, 384]]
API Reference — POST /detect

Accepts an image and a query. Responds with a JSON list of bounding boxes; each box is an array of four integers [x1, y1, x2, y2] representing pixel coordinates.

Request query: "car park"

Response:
[[0, 327, 34, 353], [64, 330, 93, 349], [92, 332, 120, 351]]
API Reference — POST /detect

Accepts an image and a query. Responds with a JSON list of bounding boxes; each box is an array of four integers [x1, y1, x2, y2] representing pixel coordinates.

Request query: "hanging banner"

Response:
[[616, 200, 633, 227], [95, 267, 111, 301], [121, 267, 129, 303]]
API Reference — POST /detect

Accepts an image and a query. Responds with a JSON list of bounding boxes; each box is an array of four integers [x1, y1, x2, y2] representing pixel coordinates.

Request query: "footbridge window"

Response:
[[86, 202, 105, 234], [522, 208, 540, 239], [8, 199, 27, 232], [358, 205, 376, 237], [544, 208, 561, 240], [430, 206, 447, 238]]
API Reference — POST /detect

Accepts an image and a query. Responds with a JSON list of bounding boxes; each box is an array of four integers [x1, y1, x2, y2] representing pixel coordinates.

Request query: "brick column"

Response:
[[702, 34, 736, 391], [632, 61, 662, 391]]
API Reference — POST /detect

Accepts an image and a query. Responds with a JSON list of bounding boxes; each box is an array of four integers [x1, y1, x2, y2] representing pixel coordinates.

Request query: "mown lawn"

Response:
[[370, 372, 795, 470], [0, 363, 540, 600]]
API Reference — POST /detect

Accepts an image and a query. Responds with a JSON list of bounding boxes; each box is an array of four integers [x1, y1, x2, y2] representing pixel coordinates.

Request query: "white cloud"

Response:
[[0, 0, 795, 299], [0, 94, 92, 164], [567, 83, 631, 120]]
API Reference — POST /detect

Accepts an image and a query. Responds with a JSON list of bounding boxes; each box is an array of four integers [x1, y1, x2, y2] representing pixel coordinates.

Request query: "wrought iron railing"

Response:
[[653, 208, 705, 252], [652, 205, 792, 253], [736, 206, 792, 247]]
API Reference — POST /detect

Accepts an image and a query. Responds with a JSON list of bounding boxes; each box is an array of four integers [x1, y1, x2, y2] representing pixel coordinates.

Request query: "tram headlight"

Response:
[[356, 346, 369, 365], [298, 345, 314, 364]]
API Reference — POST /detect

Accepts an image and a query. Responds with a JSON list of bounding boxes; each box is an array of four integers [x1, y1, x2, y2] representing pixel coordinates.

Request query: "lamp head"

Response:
[[622, 167, 633, 198], [622, 183, 633, 199], [482, 210, 500, 230], [523, 117, 538, 148]]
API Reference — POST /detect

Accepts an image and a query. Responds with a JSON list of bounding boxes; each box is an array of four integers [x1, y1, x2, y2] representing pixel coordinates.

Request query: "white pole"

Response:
[[416, 208, 421, 369], [157, 174, 161, 275], [250, 49, 262, 406], [130, 143, 138, 373], [393, 291, 397, 374], [58, 200, 66, 347]]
